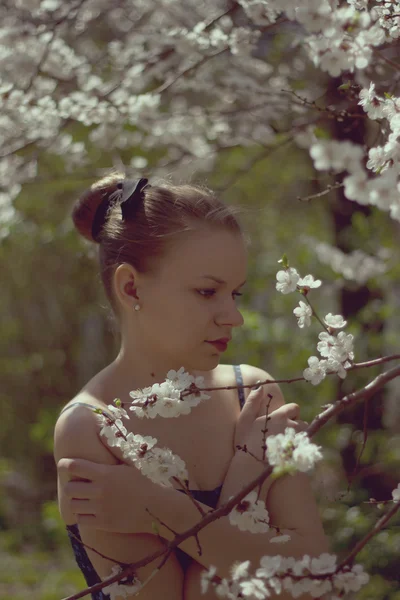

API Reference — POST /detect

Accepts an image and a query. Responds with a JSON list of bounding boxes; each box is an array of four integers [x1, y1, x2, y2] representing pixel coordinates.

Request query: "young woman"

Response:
[[54, 174, 330, 600]]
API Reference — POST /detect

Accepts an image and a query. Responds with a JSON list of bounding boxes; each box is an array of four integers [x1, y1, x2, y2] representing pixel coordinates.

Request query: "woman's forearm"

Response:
[[217, 451, 275, 508], [217, 451, 330, 555]]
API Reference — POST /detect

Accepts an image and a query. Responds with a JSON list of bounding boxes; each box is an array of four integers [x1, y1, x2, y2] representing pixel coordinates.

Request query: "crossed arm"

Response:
[[55, 366, 330, 598]]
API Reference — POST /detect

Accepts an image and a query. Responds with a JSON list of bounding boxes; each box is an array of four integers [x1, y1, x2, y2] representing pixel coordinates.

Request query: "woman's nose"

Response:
[[217, 304, 244, 328]]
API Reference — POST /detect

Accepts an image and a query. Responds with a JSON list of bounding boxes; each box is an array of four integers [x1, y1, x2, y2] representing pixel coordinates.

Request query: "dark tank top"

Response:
[[61, 364, 246, 598]]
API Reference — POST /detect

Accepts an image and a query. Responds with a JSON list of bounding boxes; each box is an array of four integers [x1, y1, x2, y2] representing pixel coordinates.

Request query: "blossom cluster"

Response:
[[200, 551, 370, 599], [1, 0, 399, 236], [239, 0, 394, 75], [276, 262, 354, 385], [295, 80, 400, 224], [301, 237, 389, 286], [265, 426, 323, 474]]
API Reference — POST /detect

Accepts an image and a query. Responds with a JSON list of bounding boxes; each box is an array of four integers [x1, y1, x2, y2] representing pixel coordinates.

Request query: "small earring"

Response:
[[134, 304, 141, 311]]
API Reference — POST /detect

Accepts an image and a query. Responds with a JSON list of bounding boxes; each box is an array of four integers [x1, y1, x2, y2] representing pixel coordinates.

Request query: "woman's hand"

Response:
[[233, 383, 265, 451], [58, 458, 151, 533]]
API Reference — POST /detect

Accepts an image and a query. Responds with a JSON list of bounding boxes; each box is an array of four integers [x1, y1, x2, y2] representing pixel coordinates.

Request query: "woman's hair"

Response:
[[72, 170, 250, 325]]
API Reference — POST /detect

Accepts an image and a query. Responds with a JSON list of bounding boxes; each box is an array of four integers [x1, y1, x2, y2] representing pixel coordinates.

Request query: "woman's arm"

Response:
[[224, 366, 330, 551], [54, 404, 186, 600], [217, 448, 330, 552], [57, 404, 330, 587]]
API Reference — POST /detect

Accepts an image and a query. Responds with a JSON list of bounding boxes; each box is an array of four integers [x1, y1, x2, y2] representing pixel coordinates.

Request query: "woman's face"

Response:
[[116, 228, 248, 383]]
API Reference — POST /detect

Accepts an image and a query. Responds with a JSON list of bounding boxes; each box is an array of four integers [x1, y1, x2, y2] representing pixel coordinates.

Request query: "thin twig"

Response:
[[153, 47, 230, 95], [297, 182, 344, 202], [374, 50, 400, 71]]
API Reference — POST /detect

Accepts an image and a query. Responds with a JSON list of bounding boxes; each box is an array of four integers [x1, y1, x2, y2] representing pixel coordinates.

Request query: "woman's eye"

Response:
[[198, 289, 243, 300]]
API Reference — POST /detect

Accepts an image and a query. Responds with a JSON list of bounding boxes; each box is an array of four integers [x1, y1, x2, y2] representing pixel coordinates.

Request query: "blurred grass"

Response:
[[0, 534, 85, 599]]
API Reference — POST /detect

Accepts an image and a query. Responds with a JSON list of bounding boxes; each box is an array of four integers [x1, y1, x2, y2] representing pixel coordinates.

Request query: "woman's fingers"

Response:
[[76, 514, 98, 527], [58, 457, 101, 481], [64, 480, 100, 499], [287, 419, 309, 432], [234, 383, 264, 448], [70, 498, 96, 515]]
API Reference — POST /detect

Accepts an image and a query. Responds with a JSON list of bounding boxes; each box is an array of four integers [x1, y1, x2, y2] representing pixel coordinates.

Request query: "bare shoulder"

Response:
[[53, 392, 124, 467], [238, 363, 286, 414]]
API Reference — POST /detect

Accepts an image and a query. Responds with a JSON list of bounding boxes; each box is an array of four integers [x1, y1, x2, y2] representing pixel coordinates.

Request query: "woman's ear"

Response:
[[113, 263, 139, 310]]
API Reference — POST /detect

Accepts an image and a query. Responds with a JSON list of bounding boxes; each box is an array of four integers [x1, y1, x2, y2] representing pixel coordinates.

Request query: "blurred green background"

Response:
[[1, 136, 400, 599]]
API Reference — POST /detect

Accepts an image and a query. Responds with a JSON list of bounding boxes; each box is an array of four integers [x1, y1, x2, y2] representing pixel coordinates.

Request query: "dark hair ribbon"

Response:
[[91, 177, 150, 242]]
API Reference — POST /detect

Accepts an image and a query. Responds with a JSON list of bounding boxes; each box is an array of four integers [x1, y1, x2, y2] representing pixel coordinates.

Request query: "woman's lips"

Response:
[[206, 341, 228, 352]]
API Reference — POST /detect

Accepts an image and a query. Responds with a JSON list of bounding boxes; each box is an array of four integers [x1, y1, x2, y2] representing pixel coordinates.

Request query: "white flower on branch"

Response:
[[343, 172, 370, 204], [309, 139, 364, 173], [239, 576, 270, 598], [333, 564, 370, 594], [304, 356, 328, 385], [102, 564, 142, 599], [97, 417, 128, 448], [128, 368, 210, 418], [302, 237, 389, 284], [293, 300, 313, 328], [368, 169, 400, 211], [325, 357, 352, 380], [317, 331, 354, 363], [96, 412, 189, 487], [228, 490, 271, 534], [231, 559, 251, 582], [311, 552, 337, 575], [275, 267, 300, 294], [358, 82, 384, 120], [392, 483, 400, 502], [265, 427, 323, 474], [200, 565, 217, 595], [107, 403, 130, 421], [134, 446, 189, 488], [324, 313, 347, 329], [297, 274, 322, 290], [270, 534, 291, 544]]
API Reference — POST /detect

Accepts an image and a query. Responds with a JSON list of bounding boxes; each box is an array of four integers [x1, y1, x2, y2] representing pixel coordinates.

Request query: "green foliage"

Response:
[[30, 409, 60, 454], [314, 126, 331, 139]]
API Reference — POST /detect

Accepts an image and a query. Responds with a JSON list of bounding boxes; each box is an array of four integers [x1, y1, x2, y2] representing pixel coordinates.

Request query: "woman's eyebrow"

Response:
[[200, 275, 247, 287]]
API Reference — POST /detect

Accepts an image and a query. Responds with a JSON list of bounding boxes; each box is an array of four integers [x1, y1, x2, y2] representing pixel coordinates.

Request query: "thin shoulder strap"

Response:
[[233, 364, 245, 410], [59, 401, 115, 420]]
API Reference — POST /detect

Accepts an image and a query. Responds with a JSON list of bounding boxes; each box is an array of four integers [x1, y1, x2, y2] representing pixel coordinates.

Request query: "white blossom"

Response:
[[317, 331, 354, 363], [359, 82, 384, 120], [343, 172, 370, 204], [102, 565, 142, 599], [200, 565, 217, 595], [265, 427, 323, 474], [276, 267, 300, 294], [239, 576, 270, 598], [392, 483, 400, 502], [128, 370, 210, 418], [309, 140, 364, 173], [333, 564, 370, 593], [324, 313, 347, 329], [297, 274, 322, 290], [270, 534, 291, 544], [293, 300, 313, 328], [228, 490, 271, 534], [302, 237, 388, 284], [304, 356, 328, 385]]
